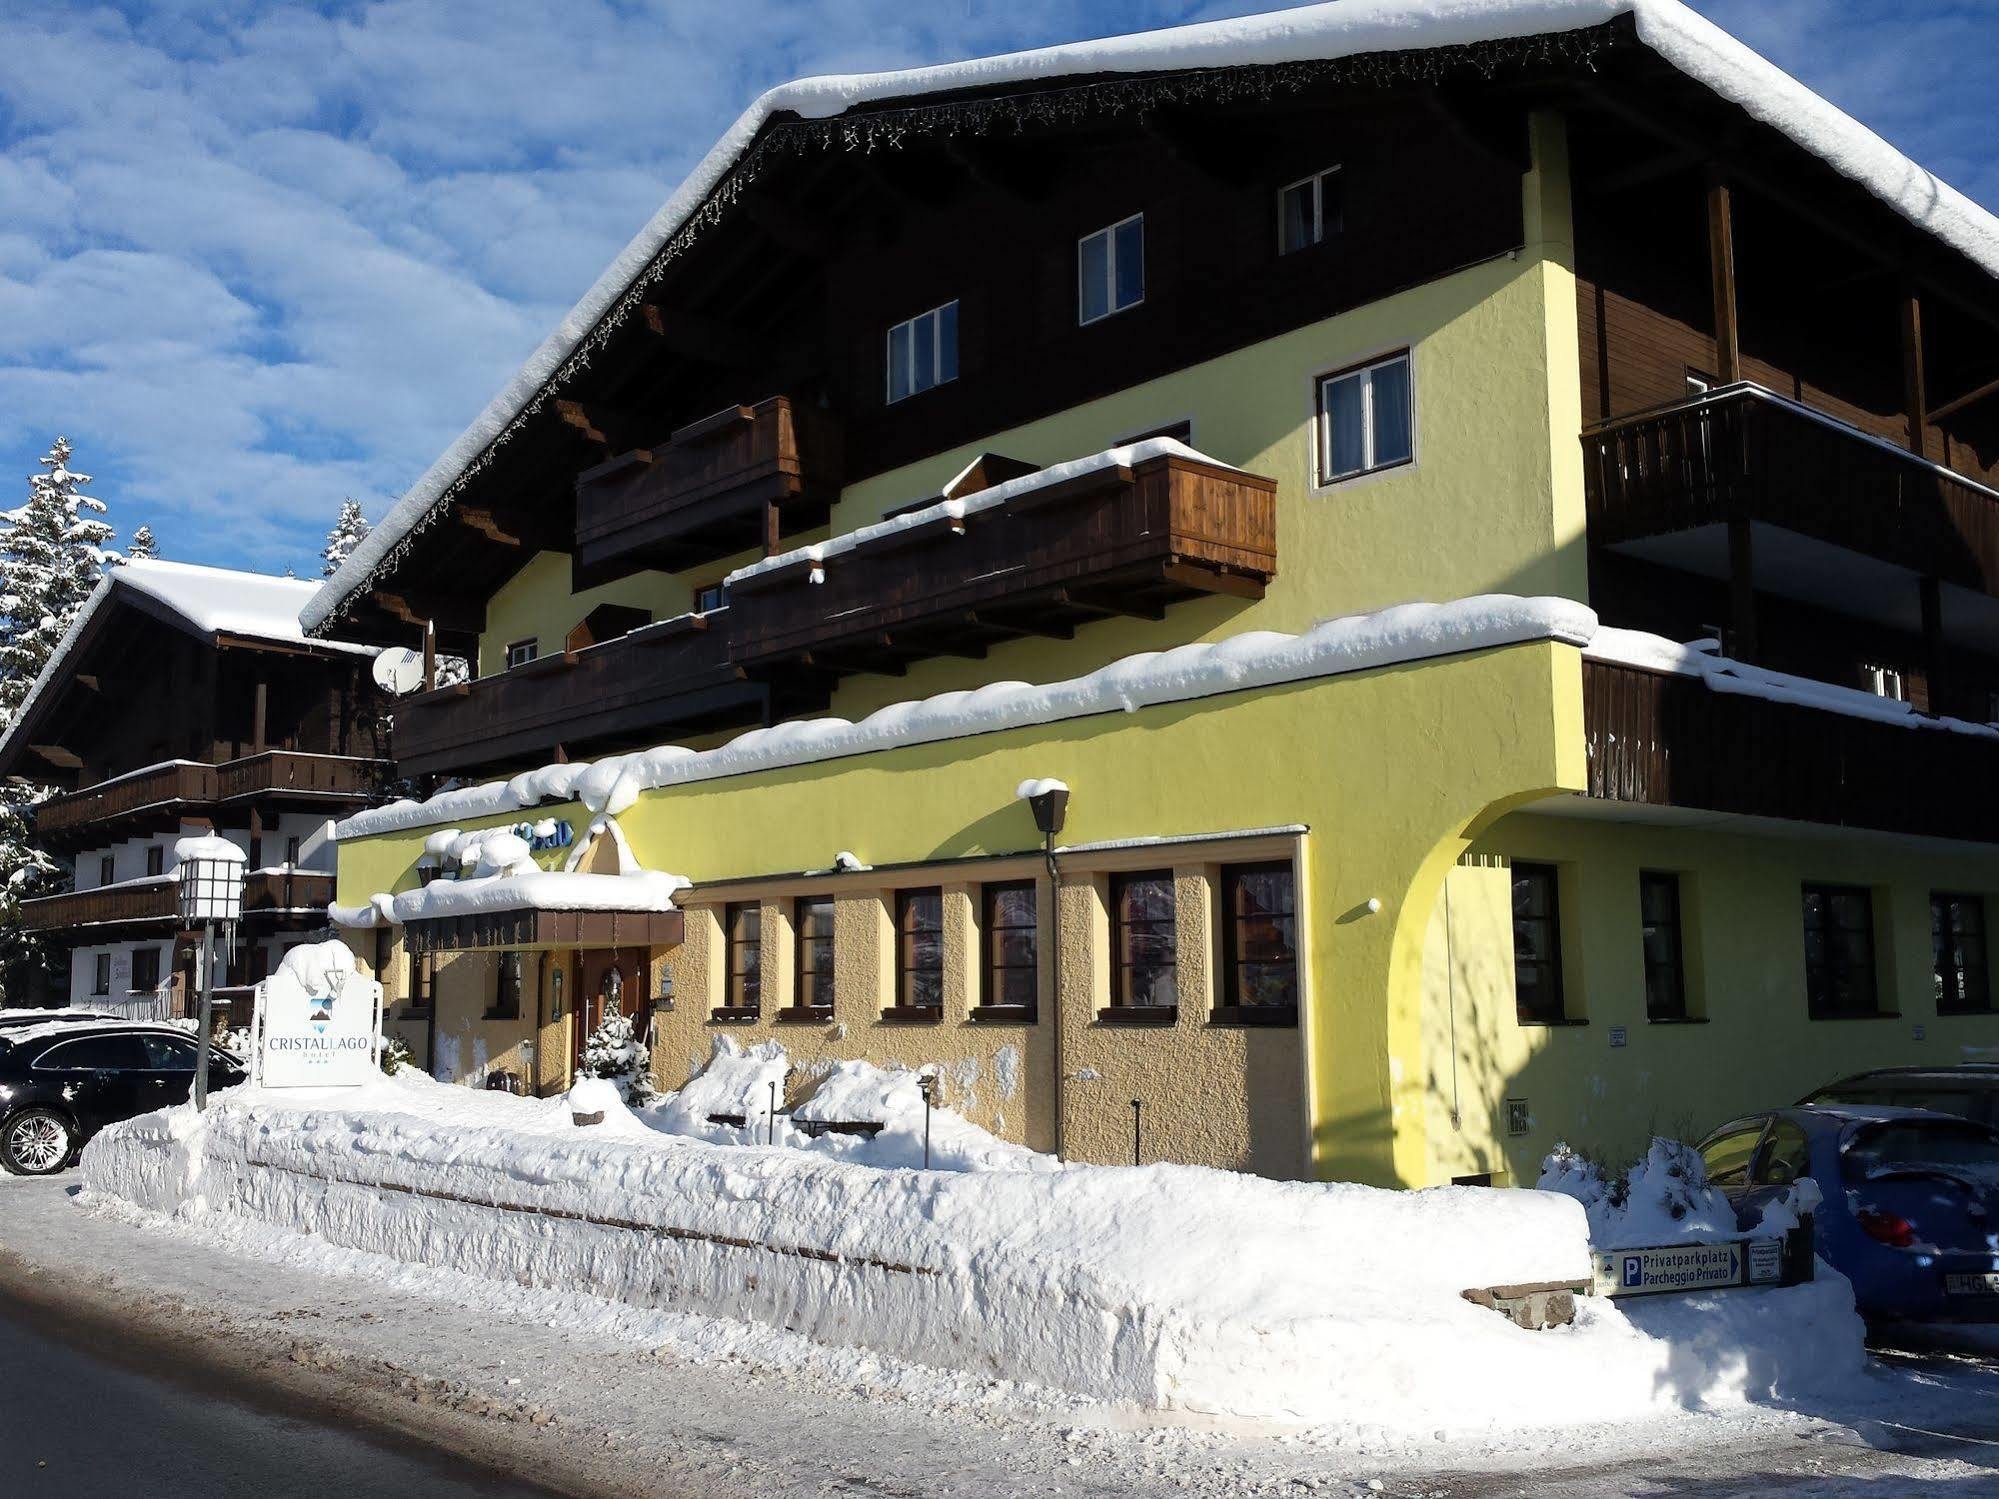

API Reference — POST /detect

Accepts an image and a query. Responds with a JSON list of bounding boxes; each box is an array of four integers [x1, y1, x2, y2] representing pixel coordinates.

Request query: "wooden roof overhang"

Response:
[[404, 907, 684, 956]]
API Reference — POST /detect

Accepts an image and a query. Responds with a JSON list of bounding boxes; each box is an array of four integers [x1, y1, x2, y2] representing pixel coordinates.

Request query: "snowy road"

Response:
[[3, 1172, 1999, 1498]]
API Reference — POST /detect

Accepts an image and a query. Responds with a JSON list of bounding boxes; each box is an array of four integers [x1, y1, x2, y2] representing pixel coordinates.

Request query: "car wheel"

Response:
[[0, 1108, 76, 1176]]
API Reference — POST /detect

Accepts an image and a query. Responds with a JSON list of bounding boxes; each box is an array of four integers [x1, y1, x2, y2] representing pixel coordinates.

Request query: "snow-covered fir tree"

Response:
[[578, 1012, 657, 1105], [126, 523, 157, 561], [0, 437, 115, 1001], [0, 437, 116, 730], [321, 499, 371, 577]]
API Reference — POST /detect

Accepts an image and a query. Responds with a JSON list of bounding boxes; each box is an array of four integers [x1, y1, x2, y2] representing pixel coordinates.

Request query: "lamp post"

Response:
[[175, 835, 246, 1111]]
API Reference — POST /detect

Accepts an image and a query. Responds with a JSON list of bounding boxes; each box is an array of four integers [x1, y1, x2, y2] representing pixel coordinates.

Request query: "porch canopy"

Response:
[[335, 841, 687, 957]]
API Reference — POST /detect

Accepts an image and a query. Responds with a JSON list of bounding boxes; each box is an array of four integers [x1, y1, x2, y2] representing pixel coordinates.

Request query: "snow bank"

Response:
[[645, 1035, 789, 1138], [83, 1079, 1868, 1430], [339, 595, 1595, 839], [1540, 1138, 1825, 1248]]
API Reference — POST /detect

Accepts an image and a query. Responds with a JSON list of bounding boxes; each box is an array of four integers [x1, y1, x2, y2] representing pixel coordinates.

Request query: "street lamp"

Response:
[[175, 834, 246, 1111]]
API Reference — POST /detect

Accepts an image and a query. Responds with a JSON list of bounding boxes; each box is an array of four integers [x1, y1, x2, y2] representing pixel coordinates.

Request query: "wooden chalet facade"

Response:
[[313, 5, 1999, 1184], [0, 561, 389, 1018]]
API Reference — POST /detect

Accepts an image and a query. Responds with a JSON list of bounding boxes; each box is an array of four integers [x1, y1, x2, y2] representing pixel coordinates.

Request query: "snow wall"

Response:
[[82, 1101, 1863, 1429]]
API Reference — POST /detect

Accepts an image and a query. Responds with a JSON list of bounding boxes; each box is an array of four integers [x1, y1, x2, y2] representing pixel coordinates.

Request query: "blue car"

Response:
[[1696, 1105, 1999, 1324]]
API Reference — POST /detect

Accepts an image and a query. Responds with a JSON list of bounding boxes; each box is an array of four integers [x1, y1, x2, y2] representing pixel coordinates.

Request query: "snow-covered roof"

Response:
[[302, 0, 1999, 638], [0, 559, 375, 777], [336, 593, 1598, 840]]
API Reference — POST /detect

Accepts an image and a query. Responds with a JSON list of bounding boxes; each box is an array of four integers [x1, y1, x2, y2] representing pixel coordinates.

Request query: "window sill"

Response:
[[1937, 1008, 1996, 1019], [1648, 1016, 1710, 1025], [1518, 1017, 1589, 1028], [774, 1006, 833, 1025], [1097, 1006, 1178, 1027], [968, 1005, 1038, 1024], [709, 1007, 761, 1025], [1808, 1011, 1902, 1022], [1210, 1005, 1297, 1028], [481, 1011, 523, 1023], [880, 1005, 942, 1023]]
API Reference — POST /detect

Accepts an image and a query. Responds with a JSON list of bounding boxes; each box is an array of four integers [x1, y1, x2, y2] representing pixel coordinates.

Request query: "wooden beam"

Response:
[[458, 506, 523, 548], [1902, 291, 1928, 457], [1588, 145, 1701, 195], [1707, 178, 1741, 384], [1920, 575, 1945, 714], [555, 399, 608, 446], [373, 591, 483, 636], [1931, 372, 1999, 424], [30, 744, 82, 770], [640, 303, 756, 367], [74, 674, 101, 693]]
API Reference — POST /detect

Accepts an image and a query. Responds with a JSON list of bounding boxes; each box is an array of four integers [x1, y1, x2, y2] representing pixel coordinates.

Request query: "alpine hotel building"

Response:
[[311, 0, 1999, 1187]]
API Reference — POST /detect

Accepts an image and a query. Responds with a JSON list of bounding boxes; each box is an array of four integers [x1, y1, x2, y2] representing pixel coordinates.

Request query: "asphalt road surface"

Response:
[[0, 1290, 566, 1499]]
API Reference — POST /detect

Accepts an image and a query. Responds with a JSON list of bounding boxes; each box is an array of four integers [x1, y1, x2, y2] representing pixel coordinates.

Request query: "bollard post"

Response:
[[1131, 1098, 1142, 1166], [768, 1079, 778, 1145], [919, 1073, 937, 1169]]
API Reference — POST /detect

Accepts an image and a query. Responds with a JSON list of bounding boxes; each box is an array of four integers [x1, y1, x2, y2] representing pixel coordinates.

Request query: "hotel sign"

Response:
[[254, 948, 383, 1089]]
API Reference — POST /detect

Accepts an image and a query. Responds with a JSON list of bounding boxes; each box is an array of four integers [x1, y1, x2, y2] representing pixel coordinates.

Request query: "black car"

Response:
[[1801, 1065, 1999, 1129], [0, 1022, 245, 1175]]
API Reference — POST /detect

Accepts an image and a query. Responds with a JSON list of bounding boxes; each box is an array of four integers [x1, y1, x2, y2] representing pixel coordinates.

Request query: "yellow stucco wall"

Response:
[[339, 638, 1586, 1185], [1420, 807, 1999, 1188]]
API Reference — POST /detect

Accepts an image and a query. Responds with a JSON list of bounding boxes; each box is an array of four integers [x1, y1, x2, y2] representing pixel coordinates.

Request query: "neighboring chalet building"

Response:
[[310, 0, 1999, 1186], [0, 560, 388, 1019]]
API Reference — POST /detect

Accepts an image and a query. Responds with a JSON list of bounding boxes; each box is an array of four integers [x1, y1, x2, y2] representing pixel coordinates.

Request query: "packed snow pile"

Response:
[[81, 1074, 1868, 1430], [646, 1035, 788, 1137], [791, 1058, 1054, 1173], [1540, 1139, 1825, 1248]]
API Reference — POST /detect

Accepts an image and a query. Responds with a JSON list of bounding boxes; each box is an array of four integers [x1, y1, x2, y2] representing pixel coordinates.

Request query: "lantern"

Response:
[[175, 835, 247, 925]]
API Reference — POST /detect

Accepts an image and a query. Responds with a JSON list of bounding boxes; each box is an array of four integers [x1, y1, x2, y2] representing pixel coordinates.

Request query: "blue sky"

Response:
[[1, 0, 1993, 576]]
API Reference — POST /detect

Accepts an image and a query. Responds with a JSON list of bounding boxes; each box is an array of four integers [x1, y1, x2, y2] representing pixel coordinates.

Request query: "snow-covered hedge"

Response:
[[81, 1080, 1867, 1431]]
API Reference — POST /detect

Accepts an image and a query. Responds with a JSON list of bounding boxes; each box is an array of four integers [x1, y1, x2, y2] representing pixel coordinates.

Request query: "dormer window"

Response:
[[1278, 167, 1341, 254], [1079, 214, 1144, 325], [886, 301, 958, 404]]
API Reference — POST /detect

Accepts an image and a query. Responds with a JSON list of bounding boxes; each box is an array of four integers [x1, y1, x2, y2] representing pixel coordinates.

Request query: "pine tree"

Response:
[[0, 437, 116, 731], [126, 524, 157, 561], [579, 1011, 657, 1105], [0, 437, 114, 1003], [322, 499, 371, 577]]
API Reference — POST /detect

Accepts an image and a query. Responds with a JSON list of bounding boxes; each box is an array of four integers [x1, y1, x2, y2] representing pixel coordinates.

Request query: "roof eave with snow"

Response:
[[301, 0, 1999, 639]]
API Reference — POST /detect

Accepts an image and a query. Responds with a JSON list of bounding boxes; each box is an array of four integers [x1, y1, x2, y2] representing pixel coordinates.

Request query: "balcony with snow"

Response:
[[572, 393, 843, 588], [725, 437, 1277, 682]]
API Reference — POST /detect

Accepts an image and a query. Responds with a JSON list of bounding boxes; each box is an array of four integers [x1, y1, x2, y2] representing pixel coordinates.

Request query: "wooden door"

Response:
[[574, 946, 649, 1071]]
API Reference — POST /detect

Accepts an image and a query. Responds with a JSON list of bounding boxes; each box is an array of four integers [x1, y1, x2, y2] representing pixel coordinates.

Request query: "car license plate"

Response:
[[1945, 1274, 1999, 1296]]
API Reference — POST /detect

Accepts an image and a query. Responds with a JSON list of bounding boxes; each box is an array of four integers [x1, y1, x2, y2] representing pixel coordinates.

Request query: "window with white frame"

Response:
[[1278, 167, 1341, 254], [505, 638, 539, 669], [1078, 214, 1144, 325], [1317, 351, 1413, 484], [886, 300, 958, 404]]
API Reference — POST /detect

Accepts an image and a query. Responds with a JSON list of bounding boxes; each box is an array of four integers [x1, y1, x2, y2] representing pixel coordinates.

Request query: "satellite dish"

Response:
[[371, 647, 427, 696]]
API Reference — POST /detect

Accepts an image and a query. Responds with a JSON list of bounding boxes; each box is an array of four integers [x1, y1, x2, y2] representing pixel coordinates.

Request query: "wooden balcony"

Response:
[[18, 869, 336, 936], [390, 614, 786, 781], [574, 395, 841, 584], [1582, 657, 1999, 844], [728, 450, 1278, 678], [1583, 385, 1999, 599], [35, 762, 215, 844], [215, 750, 385, 806], [18, 878, 180, 934], [35, 752, 386, 847]]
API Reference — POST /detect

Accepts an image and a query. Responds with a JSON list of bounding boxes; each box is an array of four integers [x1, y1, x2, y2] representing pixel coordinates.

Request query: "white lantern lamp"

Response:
[[173, 834, 248, 1110]]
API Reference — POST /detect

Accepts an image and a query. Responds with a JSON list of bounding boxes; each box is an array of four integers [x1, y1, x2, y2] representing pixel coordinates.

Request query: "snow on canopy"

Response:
[[0, 558, 376, 773], [301, 0, 1999, 638]]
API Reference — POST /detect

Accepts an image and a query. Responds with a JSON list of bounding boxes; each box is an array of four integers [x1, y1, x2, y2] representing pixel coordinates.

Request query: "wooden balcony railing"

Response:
[[728, 450, 1278, 677], [1583, 384, 1999, 597], [574, 395, 842, 582], [242, 868, 335, 916], [391, 614, 779, 781], [35, 762, 214, 842], [394, 448, 1278, 779], [18, 878, 180, 933], [18, 869, 337, 935], [1583, 657, 1999, 843], [214, 750, 386, 805]]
